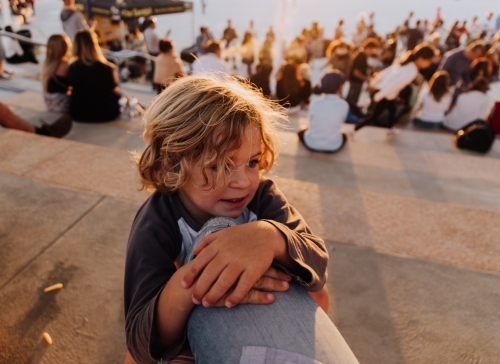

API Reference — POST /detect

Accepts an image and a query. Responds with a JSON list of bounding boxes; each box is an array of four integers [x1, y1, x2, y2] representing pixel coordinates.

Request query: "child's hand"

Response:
[[209, 267, 291, 307], [181, 222, 289, 308]]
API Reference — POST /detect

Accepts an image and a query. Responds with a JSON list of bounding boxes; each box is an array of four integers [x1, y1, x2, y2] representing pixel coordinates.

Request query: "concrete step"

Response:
[[2, 129, 499, 274], [1, 130, 500, 363]]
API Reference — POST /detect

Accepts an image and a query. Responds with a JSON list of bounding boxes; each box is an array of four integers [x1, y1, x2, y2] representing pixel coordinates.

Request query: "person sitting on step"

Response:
[[298, 70, 349, 153]]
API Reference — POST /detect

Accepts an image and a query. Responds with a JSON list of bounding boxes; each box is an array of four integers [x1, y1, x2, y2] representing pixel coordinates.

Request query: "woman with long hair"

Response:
[[276, 62, 301, 112], [41, 34, 72, 113], [412, 71, 452, 129], [68, 30, 121, 122], [354, 43, 436, 131], [443, 77, 492, 131], [470, 57, 492, 83], [239, 31, 255, 78]]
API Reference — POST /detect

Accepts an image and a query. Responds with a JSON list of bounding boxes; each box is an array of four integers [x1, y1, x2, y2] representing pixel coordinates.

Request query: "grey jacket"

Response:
[[60, 9, 88, 42]]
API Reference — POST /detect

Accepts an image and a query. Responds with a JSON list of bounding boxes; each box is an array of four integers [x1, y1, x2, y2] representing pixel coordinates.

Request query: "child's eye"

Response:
[[247, 159, 259, 168]]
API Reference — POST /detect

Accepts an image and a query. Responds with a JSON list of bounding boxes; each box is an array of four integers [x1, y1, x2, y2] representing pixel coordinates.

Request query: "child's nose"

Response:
[[229, 168, 251, 189]]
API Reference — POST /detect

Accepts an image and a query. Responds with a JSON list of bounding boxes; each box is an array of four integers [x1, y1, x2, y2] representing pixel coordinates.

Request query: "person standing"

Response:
[[143, 18, 160, 85], [60, 0, 89, 43], [334, 19, 344, 40], [406, 21, 424, 51], [346, 38, 379, 106], [239, 31, 255, 78], [247, 20, 257, 39], [222, 19, 238, 49]]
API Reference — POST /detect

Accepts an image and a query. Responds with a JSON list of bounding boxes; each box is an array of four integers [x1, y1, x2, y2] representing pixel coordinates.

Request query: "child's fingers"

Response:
[[243, 289, 275, 305], [253, 276, 289, 292], [191, 256, 230, 304], [181, 245, 218, 289], [192, 231, 221, 256], [262, 267, 292, 282], [199, 264, 243, 307], [225, 270, 260, 308]]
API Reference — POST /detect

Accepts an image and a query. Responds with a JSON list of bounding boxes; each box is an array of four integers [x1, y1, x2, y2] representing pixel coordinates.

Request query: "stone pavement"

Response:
[[1, 71, 500, 364]]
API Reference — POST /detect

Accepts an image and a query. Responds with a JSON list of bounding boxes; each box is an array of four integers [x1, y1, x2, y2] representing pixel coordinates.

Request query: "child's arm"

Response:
[[181, 179, 328, 308], [155, 263, 290, 348]]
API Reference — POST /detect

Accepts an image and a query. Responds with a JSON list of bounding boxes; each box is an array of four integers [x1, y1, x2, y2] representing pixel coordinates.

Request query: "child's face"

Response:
[[178, 125, 262, 226]]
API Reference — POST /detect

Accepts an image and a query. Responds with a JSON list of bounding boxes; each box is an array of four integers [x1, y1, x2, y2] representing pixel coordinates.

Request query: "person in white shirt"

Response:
[[354, 43, 436, 131], [192, 40, 230, 75], [443, 78, 492, 131], [482, 12, 495, 40], [413, 71, 452, 129], [298, 70, 348, 153], [143, 18, 160, 56], [143, 18, 160, 87]]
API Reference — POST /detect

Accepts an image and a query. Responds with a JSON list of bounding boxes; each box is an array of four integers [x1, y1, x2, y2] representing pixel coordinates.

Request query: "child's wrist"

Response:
[[256, 220, 288, 259]]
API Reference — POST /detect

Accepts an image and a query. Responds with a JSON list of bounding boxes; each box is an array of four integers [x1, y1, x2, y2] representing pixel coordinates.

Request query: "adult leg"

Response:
[[345, 81, 362, 106], [185, 217, 359, 364], [354, 98, 390, 131], [0, 102, 35, 132]]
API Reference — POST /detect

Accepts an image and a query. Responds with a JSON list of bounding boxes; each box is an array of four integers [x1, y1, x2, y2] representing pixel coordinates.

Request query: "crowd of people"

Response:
[[120, 9, 500, 152], [0, 3, 499, 152]]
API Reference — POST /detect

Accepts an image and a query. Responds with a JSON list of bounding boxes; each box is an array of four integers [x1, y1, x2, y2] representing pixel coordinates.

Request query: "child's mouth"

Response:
[[220, 197, 246, 206]]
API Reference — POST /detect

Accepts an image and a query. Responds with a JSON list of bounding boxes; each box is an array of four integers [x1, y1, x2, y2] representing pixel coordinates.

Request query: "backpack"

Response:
[[455, 119, 495, 154]]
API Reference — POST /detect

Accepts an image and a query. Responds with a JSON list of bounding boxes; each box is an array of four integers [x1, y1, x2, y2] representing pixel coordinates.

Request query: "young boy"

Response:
[[298, 70, 349, 153], [124, 76, 358, 363]]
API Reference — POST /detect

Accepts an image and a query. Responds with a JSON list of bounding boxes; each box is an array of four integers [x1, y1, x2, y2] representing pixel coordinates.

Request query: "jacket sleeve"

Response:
[[124, 194, 185, 363], [253, 179, 328, 292]]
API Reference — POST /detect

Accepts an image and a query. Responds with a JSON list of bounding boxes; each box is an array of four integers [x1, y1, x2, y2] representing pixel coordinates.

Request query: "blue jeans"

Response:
[[183, 217, 359, 364]]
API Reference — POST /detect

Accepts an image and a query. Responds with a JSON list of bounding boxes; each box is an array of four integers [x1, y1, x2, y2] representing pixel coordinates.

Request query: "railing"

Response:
[[0, 30, 156, 62]]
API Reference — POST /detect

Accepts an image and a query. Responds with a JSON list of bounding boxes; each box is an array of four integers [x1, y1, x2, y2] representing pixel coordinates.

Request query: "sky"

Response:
[[153, 0, 499, 49]]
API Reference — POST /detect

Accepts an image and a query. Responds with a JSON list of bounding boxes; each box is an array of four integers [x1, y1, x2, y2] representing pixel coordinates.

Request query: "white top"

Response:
[[192, 53, 230, 75], [143, 27, 160, 54], [443, 91, 492, 131], [304, 94, 349, 151], [370, 62, 419, 102], [415, 88, 453, 123]]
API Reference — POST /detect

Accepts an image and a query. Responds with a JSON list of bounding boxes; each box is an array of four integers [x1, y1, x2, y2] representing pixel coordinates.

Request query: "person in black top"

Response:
[[250, 63, 272, 97], [346, 38, 379, 106], [68, 30, 121, 122], [276, 62, 301, 109]]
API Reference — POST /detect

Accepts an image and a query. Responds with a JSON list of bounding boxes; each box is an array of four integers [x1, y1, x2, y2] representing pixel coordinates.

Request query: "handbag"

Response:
[[455, 119, 495, 154]]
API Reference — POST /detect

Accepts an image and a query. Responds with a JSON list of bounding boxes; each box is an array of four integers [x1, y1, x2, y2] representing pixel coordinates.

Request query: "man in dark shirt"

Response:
[[222, 19, 238, 48], [439, 40, 485, 88], [406, 20, 424, 50], [346, 38, 379, 106]]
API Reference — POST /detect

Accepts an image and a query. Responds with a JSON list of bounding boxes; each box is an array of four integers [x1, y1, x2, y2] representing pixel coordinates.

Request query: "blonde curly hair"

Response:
[[135, 75, 284, 193]]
